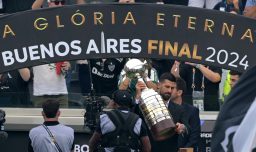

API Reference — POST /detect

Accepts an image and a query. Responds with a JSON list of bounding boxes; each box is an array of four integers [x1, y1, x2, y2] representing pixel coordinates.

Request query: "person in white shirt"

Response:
[[31, 0, 73, 108], [188, 0, 221, 9]]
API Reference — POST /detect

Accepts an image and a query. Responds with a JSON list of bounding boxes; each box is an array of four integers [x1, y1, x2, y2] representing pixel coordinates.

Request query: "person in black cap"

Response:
[[89, 90, 151, 152]]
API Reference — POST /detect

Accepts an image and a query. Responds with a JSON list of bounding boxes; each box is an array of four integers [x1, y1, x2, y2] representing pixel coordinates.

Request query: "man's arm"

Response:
[[185, 108, 201, 148], [32, 0, 44, 10], [186, 63, 221, 83], [88, 131, 102, 152], [119, 76, 131, 90], [140, 136, 151, 152], [178, 106, 190, 135], [144, 78, 158, 91], [139, 120, 151, 152], [171, 60, 181, 77], [135, 81, 147, 100], [18, 68, 31, 81], [197, 65, 221, 83]]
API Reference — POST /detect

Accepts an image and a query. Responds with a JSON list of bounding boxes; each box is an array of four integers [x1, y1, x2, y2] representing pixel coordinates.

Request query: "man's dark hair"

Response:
[[112, 90, 133, 107], [159, 72, 176, 83], [42, 99, 60, 118], [230, 70, 242, 76], [176, 77, 187, 94]]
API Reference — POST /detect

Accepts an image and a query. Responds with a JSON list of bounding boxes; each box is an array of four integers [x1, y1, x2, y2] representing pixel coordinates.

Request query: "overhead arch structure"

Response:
[[0, 3, 255, 73]]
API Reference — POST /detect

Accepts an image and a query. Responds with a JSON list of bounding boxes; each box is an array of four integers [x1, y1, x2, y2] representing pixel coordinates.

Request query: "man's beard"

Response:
[[161, 93, 171, 101]]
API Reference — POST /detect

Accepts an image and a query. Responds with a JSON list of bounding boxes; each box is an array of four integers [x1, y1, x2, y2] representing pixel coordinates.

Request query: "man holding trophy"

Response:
[[120, 59, 189, 152], [152, 73, 189, 152]]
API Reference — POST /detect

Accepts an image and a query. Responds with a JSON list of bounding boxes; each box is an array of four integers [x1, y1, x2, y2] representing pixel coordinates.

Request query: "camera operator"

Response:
[[89, 90, 151, 152]]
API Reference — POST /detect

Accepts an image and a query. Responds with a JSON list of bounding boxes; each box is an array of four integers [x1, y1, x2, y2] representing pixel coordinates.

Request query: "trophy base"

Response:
[[151, 119, 176, 141]]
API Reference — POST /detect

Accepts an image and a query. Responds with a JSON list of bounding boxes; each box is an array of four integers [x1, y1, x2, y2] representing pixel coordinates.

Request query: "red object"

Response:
[[55, 62, 64, 75]]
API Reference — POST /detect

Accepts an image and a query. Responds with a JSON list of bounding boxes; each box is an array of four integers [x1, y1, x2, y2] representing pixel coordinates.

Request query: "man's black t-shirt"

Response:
[[90, 58, 125, 96], [163, 0, 188, 5], [0, 70, 30, 106], [2, 0, 34, 13], [179, 64, 222, 111]]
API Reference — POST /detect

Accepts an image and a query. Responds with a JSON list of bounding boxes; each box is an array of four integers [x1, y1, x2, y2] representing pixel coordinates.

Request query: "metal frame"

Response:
[[2, 108, 218, 131]]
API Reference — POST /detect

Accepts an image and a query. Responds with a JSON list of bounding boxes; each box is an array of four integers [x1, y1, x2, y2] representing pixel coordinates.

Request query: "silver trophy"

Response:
[[124, 59, 176, 141]]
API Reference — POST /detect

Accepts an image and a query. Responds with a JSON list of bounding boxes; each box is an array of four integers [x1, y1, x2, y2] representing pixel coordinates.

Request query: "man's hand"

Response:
[[61, 61, 71, 71], [175, 122, 185, 134], [119, 76, 131, 90], [171, 60, 180, 78], [135, 81, 147, 100]]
